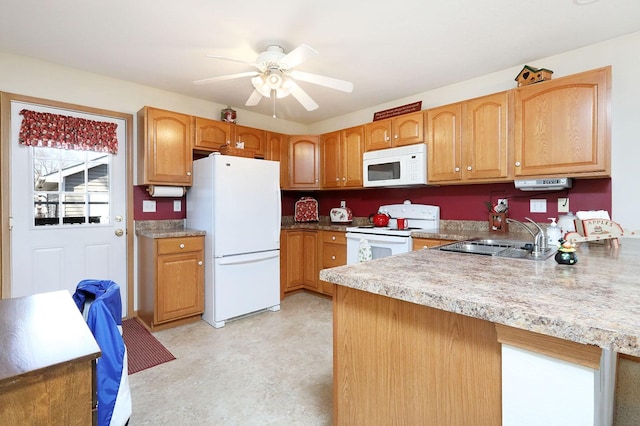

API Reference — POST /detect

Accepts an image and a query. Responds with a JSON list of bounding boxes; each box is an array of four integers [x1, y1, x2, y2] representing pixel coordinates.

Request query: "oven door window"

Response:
[[366, 161, 400, 182]]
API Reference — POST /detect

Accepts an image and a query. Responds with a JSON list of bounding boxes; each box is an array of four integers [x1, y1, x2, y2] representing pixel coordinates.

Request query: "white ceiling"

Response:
[[1, 0, 639, 124]]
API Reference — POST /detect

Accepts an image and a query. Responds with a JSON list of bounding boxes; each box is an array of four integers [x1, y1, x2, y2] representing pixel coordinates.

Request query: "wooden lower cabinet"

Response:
[[318, 231, 347, 296], [138, 235, 205, 330], [333, 286, 502, 425], [412, 237, 455, 250], [281, 230, 318, 297]]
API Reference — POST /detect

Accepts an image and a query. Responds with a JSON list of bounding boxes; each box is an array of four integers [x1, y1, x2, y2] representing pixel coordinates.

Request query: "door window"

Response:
[[32, 146, 111, 227]]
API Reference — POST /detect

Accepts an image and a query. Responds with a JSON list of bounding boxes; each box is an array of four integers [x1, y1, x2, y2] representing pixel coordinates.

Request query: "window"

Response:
[[32, 147, 111, 227]]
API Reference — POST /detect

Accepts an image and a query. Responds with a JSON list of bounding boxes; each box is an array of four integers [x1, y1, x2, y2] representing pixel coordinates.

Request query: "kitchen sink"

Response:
[[438, 238, 555, 261]]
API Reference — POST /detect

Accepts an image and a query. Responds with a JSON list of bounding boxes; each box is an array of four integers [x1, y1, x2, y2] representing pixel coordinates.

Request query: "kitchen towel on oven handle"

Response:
[[358, 238, 372, 262], [294, 197, 319, 222]]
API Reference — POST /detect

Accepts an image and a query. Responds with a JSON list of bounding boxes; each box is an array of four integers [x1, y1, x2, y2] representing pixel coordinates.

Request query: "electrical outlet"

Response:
[[530, 199, 547, 213], [497, 198, 508, 209], [558, 198, 569, 213], [142, 200, 156, 213], [173, 200, 182, 212]]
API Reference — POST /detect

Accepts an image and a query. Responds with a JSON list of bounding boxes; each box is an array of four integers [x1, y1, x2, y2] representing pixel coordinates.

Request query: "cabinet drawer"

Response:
[[322, 244, 346, 267], [157, 236, 204, 254], [322, 231, 346, 244]]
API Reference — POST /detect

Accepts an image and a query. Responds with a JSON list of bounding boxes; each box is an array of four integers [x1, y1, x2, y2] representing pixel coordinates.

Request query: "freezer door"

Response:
[[213, 155, 281, 256], [209, 250, 280, 327]]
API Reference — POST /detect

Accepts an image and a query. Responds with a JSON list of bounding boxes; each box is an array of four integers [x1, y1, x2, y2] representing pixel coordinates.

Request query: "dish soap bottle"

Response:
[[546, 218, 562, 248]]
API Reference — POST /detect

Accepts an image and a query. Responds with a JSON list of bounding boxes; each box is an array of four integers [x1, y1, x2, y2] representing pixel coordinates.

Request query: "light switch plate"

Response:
[[142, 200, 156, 213], [558, 198, 569, 213], [173, 200, 182, 212], [530, 199, 547, 213]]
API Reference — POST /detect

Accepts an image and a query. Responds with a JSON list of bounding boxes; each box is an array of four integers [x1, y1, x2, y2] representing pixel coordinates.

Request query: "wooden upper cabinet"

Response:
[[428, 92, 510, 184], [288, 135, 320, 189], [462, 91, 510, 181], [194, 117, 230, 151], [137, 106, 193, 186], [513, 66, 611, 178], [265, 131, 288, 189], [427, 103, 463, 182], [393, 111, 424, 147], [341, 125, 365, 187], [321, 131, 341, 188], [365, 112, 424, 151], [234, 124, 266, 158]]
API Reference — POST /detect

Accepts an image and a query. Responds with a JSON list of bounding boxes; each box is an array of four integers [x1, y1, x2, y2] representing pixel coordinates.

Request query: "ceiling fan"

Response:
[[194, 44, 354, 114]]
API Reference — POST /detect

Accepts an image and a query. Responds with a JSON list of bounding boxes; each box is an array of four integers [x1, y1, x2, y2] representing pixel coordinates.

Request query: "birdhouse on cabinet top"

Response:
[[515, 65, 554, 87]]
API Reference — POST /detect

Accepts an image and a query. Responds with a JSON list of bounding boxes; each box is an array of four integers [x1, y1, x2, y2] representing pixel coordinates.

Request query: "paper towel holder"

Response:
[[147, 185, 186, 198]]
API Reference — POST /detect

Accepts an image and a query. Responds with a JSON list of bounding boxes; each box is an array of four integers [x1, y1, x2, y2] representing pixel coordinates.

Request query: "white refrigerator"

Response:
[[187, 153, 281, 328]]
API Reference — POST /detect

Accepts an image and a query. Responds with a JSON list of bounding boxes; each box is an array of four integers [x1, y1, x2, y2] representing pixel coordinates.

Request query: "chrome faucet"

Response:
[[505, 217, 548, 256]]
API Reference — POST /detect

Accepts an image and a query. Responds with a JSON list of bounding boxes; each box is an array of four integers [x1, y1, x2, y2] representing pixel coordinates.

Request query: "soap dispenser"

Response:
[[547, 218, 562, 248]]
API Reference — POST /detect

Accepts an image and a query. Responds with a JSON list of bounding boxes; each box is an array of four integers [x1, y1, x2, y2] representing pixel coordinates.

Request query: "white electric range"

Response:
[[346, 203, 440, 264]]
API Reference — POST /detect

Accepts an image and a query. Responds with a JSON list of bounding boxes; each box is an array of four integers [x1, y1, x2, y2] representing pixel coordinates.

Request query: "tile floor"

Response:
[[128, 292, 332, 425]]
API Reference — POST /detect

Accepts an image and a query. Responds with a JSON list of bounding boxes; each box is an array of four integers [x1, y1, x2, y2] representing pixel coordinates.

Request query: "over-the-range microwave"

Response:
[[363, 143, 427, 187]]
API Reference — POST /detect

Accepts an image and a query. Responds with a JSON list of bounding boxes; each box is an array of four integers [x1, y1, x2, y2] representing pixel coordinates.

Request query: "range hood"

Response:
[[514, 178, 572, 191]]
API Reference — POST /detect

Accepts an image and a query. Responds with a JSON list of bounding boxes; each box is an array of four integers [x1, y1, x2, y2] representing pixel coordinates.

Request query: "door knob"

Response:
[[115, 229, 124, 237]]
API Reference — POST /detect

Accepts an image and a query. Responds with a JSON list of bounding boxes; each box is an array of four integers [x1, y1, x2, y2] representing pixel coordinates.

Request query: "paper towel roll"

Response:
[[147, 185, 185, 197]]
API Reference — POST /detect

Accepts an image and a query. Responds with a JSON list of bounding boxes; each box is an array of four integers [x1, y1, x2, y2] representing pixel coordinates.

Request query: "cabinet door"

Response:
[[138, 107, 193, 185], [463, 92, 510, 181], [321, 131, 341, 188], [302, 232, 318, 289], [342, 125, 364, 188], [156, 249, 204, 323], [284, 231, 305, 291], [514, 67, 611, 177], [288, 136, 320, 188], [412, 238, 455, 250], [234, 125, 265, 158], [427, 103, 462, 182], [266, 131, 287, 189], [365, 120, 392, 151], [194, 117, 230, 151], [392, 111, 424, 147]]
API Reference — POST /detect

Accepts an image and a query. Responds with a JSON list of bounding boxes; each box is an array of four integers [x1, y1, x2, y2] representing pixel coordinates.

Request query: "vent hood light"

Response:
[[514, 178, 572, 191]]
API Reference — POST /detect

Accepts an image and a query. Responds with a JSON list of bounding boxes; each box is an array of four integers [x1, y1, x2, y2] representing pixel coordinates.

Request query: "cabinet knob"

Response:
[[187, 171, 192, 176], [342, 177, 346, 181], [198, 260, 203, 266], [331, 255, 336, 260], [179, 243, 185, 249], [315, 179, 318, 183], [454, 167, 460, 172], [467, 166, 472, 171], [515, 161, 521, 167], [332, 236, 336, 240], [336, 177, 340, 181], [394, 134, 399, 139]]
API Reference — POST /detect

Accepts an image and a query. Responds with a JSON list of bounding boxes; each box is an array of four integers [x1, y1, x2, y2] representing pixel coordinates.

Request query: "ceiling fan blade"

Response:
[[279, 44, 319, 69], [245, 89, 264, 106], [288, 81, 319, 111], [193, 71, 259, 85], [205, 54, 258, 67], [289, 70, 353, 93]]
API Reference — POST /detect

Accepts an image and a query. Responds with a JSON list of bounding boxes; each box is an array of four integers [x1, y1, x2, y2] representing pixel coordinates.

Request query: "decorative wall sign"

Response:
[[373, 101, 422, 121]]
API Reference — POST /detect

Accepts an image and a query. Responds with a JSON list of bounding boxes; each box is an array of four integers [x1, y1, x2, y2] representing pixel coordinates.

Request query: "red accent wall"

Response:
[[133, 185, 186, 220], [282, 178, 612, 222]]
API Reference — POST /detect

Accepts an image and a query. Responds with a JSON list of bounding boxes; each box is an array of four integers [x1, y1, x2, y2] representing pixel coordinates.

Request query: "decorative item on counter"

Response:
[[514, 65, 554, 87], [369, 212, 390, 227], [486, 201, 509, 233], [294, 197, 319, 222], [555, 239, 578, 265], [330, 201, 353, 223], [221, 106, 236, 123], [557, 211, 577, 235]]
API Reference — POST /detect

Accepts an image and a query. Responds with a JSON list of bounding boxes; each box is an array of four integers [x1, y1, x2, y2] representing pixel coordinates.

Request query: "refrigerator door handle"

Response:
[[217, 251, 280, 266]]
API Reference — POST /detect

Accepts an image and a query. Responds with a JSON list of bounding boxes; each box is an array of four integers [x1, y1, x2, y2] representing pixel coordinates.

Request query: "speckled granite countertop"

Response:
[[320, 238, 640, 357], [135, 219, 205, 238]]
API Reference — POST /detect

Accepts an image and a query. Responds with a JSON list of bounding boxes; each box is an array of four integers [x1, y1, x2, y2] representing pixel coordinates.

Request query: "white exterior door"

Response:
[[9, 101, 128, 313]]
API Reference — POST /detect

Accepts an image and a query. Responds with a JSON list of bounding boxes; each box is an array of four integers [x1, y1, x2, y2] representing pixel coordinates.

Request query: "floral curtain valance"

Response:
[[19, 109, 118, 154]]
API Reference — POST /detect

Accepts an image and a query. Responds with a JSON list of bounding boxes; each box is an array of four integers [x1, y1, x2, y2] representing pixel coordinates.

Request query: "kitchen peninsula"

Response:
[[320, 239, 640, 425]]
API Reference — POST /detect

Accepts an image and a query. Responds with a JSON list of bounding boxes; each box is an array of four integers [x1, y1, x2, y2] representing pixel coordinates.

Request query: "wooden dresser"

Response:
[[0, 291, 101, 425]]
